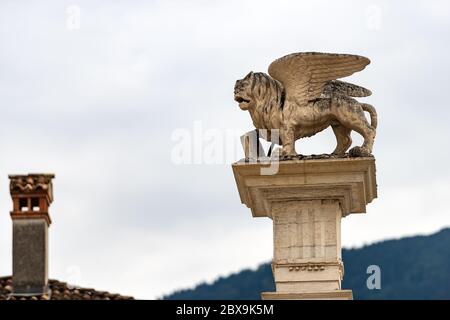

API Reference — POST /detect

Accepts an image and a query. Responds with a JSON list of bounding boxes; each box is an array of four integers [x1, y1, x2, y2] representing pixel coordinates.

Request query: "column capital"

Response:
[[232, 157, 377, 218]]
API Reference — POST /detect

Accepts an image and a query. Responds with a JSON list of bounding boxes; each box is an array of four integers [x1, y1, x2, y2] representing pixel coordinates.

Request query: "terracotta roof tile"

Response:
[[0, 276, 133, 300]]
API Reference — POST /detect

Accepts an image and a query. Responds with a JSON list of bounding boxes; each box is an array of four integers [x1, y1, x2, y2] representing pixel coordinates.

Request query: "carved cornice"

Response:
[[232, 157, 377, 218]]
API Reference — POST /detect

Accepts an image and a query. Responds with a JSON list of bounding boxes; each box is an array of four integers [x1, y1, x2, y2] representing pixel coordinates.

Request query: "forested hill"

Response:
[[164, 228, 450, 300]]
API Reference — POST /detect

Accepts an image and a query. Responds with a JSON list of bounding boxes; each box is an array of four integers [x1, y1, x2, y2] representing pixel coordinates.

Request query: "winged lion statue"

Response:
[[234, 52, 377, 158]]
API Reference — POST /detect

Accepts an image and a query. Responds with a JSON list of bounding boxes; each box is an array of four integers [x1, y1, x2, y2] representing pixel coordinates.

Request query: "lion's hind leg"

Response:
[[332, 97, 376, 157], [331, 125, 352, 155], [348, 115, 375, 157]]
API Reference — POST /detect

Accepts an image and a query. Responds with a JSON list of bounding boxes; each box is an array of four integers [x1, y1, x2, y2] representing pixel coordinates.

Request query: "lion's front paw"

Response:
[[281, 146, 298, 159], [269, 147, 282, 160], [349, 146, 371, 157]]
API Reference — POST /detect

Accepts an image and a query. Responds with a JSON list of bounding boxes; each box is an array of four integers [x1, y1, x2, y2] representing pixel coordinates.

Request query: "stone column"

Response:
[[9, 174, 55, 295], [232, 157, 377, 300]]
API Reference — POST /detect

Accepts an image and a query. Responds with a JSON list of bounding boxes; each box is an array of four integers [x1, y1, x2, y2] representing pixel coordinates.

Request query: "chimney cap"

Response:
[[8, 173, 55, 203]]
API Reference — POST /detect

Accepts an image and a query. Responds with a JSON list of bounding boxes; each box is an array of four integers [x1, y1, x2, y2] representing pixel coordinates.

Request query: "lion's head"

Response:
[[234, 72, 284, 113]]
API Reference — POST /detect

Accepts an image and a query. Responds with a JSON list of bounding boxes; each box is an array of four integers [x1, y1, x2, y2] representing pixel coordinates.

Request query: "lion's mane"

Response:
[[250, 72, 284, 113]]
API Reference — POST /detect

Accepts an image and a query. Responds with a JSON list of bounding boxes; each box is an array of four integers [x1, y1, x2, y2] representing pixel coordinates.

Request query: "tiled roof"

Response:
[[0, 276, 133, 300]]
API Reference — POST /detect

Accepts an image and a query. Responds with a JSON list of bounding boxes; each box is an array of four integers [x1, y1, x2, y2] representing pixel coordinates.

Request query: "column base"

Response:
[[261, 290, 353, 300]]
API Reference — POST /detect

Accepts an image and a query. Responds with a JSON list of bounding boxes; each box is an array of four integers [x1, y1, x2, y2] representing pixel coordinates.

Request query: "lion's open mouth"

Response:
[[234, 95, 250, 104], [234, 93, 251, 109]]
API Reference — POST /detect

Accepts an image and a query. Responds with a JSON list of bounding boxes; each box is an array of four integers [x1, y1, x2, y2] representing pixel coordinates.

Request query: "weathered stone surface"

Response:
[[234, 52, 377, 157], [271, 199, 343, 293]]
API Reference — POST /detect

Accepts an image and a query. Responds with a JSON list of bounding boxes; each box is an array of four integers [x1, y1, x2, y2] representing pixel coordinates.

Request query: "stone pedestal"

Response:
[[232, 157, 377, 300]]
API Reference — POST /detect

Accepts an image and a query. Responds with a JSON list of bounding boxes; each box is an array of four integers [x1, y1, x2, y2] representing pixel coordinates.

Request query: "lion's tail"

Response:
[[361, 103, 377, 129]]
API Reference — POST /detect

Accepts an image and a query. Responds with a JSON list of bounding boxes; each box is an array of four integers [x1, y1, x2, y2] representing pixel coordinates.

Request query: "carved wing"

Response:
[[268, 52, 370, 105], [323, 80, 372, 98]]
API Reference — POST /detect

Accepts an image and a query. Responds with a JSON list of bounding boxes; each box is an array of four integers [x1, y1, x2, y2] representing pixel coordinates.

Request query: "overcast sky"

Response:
[[1, 0, 449, 299]]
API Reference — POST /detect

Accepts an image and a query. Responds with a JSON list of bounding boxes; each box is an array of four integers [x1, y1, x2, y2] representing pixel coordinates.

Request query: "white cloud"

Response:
[[0, 0, 449, 298]]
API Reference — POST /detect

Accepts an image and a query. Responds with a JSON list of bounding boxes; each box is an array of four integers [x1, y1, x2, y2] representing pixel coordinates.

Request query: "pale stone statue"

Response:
[[234, 52, 377, 157]]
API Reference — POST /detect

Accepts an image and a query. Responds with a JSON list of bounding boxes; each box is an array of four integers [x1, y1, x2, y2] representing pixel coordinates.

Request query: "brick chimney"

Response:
[[8, 173, 55, 295]]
